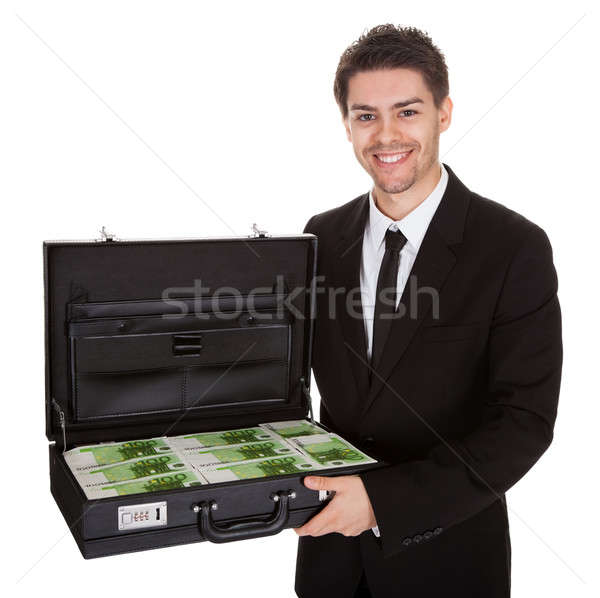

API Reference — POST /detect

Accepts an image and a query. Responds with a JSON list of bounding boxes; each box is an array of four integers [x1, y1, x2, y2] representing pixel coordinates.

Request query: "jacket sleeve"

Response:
[[358, 223, 563, 559], [303, 215, 317, 235]]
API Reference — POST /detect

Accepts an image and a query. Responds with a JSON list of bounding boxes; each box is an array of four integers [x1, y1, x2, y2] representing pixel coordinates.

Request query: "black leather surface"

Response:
[[69, 293, 284, 320], [43, 236, 316, 443], [73, 323, 289, 373], [71, 318, 292, 420], [49, 442, 383, 557]]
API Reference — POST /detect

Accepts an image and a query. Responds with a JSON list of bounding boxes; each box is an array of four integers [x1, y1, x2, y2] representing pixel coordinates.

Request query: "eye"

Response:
[[401, 110, 417, 117], [357, 114, 375, 121]]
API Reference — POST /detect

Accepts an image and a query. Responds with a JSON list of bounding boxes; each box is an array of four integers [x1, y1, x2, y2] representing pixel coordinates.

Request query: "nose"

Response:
[[374, 114, 406, 148]]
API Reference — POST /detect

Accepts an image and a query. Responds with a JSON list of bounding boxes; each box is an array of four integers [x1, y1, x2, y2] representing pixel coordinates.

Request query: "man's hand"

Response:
[[294, 474, 377, 537]]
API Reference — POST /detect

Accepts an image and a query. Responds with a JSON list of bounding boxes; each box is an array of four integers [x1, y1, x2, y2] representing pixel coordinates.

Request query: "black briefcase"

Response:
[[44, 227, 381, 558]]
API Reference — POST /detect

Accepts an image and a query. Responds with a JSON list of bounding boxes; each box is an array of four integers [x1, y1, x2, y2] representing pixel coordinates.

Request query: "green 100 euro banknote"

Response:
[[290, 434, 376, 468], [183, 439, 298, 467], [201, 455, 318, 483], [259, 419, 327, 438], [84, 470, 207, 499], [169, 427, 275, 449], [65, 438, 173, 471], [76, 453, 188, 487]]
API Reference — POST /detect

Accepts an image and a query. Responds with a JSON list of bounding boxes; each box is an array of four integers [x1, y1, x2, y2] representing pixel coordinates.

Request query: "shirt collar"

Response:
[[367, 162, 449, 254]]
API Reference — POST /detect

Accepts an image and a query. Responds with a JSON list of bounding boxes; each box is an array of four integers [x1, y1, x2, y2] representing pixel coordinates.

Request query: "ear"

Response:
[[439, 96, 453, 134], [343, 116, 352, 142]]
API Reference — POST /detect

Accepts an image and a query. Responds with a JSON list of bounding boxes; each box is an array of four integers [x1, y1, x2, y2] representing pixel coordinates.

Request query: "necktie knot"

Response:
[[385, 227, 408, 254]]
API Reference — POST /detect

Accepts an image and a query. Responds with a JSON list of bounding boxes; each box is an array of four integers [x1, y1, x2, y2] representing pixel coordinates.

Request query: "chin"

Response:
[[381, 184, 412, 195], [377, 176, 416, 195]]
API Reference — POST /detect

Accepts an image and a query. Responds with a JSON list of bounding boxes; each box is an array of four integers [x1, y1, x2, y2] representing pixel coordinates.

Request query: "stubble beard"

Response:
[[367, 156, 419, 195], [370, 141, 439, 196], [374, 164, 418, 195]]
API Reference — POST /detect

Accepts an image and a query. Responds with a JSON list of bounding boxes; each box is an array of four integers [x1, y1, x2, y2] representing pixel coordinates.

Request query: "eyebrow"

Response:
[[349, 97, 425, 112]]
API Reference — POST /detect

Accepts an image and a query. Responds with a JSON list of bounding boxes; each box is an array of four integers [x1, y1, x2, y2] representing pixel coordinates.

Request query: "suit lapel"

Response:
[[331, 194, 371, 403], [328, 163, 472, 417], [360, 162, 472, 415], [360, 227, 456, 414]]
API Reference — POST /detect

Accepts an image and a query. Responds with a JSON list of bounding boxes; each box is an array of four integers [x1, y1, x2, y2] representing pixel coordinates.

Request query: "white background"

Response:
[[1, 1, 597, 596]]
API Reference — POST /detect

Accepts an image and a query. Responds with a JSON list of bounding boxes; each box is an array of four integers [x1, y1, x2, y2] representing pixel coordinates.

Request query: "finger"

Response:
[[295, 502, 338, 537], [295, 511, 330, 536], [298, 516, 338, 537], [303, 475, 344, 492], [340, 526, 362, 537]]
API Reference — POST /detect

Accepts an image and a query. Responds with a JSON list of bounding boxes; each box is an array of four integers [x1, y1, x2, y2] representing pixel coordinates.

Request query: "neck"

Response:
[[373, 162, 442, 221]]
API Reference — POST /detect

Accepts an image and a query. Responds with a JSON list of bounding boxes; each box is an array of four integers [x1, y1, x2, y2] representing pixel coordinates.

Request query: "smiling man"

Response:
[[294, 25, 562, 598]]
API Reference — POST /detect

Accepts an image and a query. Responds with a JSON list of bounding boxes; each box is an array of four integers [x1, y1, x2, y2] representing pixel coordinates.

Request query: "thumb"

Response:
[[303, 475, 339, 491]]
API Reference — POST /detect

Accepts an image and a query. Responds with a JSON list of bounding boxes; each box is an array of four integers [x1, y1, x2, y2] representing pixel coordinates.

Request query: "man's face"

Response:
[[343, 68, 451, 195]]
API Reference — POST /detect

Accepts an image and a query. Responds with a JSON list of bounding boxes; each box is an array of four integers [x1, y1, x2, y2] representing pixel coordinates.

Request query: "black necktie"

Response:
[[370, 227, 408, 383]]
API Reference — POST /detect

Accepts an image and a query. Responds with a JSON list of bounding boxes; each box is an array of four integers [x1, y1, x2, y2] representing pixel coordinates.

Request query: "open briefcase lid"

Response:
[[43, 231, 317, 447]]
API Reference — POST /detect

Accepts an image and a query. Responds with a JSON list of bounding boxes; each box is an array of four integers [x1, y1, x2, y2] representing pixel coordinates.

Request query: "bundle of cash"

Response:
[[169, 427, 275, 449], [286, 433, 377, 468], [76, 453, 189, 486], [183, 439, 300, 467], [65, 437, 173, 472], [200, 455, 319, 483], [86, 470, 207, 499], [62, 419, 376, 500], [259, 419, 327, 438]]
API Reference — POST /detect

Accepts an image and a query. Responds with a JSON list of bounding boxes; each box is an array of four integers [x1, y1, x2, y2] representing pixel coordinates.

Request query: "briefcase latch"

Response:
[[249, 223, 270, 238], [97, 226, 119, 242]]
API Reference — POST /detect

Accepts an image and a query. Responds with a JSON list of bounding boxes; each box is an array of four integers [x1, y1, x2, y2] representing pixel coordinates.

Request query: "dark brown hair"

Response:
[[333, 24, 449, 119]]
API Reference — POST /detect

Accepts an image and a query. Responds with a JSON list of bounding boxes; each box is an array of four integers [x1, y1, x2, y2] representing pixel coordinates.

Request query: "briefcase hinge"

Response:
[[299, 376, 315, 423], [51, 397, 67, 453]]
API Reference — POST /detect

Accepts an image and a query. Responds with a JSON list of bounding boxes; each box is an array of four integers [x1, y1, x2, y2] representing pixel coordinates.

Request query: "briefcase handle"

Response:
[[194, 489, 295, 543]]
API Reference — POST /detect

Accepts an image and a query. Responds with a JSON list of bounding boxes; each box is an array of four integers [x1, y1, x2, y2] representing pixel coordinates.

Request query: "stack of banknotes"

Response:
[[63, 420, 376, 499]]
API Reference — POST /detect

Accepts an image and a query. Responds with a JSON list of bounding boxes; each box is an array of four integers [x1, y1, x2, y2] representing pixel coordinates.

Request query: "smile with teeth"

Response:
[[374, 150, 412, 165]]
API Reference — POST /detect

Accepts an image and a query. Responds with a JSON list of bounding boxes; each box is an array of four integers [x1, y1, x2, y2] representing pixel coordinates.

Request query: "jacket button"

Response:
[[402, 537, 412, 546], [433, 527, 443, 535], [413, 534, 423, 543]]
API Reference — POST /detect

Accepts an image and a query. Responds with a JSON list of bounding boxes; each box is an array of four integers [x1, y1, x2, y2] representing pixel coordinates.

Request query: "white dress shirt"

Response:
[[360, 162, 449, 361], [359, 162, 449, 538]]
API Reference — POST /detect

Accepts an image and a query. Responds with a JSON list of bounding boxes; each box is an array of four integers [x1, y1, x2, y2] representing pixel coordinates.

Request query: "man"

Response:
[[294, 25, 562, 597]]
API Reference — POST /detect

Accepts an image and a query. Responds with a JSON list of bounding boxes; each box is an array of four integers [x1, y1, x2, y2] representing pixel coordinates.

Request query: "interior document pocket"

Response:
[[69, 312, 291, 421]]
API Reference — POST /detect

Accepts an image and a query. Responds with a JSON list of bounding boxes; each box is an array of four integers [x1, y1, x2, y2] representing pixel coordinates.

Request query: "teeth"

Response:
[[376, 152, 410, 163]]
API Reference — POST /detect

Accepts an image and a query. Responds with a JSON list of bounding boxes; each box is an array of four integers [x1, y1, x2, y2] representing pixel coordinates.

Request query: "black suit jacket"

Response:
[[295, 163, 562, 597]]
